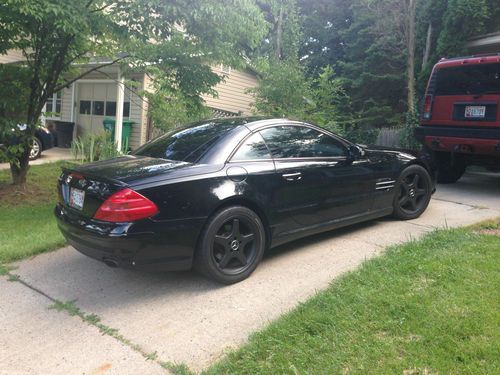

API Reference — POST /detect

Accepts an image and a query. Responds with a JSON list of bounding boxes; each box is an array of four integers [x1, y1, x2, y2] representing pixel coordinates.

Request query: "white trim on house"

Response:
[[72, 79, 116, 83], [115, 70, 125, 151], [70, 82, 76, 122]]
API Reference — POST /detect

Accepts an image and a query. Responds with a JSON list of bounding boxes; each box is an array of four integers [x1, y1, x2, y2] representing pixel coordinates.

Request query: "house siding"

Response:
[[467, 31, 500, 54], [202, 68, 258, 115], [47, 64, 258, 148], [59, 86, 73, 122], [127, 74, 146, 150], [0, 50, 24, 64]]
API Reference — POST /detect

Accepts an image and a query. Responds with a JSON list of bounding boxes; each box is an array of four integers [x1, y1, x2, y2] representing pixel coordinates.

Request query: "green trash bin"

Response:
[[102, 118, 134, 149]]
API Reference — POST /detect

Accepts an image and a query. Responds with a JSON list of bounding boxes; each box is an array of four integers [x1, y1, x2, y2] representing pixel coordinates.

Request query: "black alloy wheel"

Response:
[[195, 206, 266, 284], [393, 164, 432, 220]]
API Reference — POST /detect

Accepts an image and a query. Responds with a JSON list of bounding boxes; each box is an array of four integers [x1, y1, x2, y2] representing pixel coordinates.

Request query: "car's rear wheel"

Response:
[[194, 206, 266, 284], [435, 152, 466, 184], [393, 165, 432, 220], [29, 137, 42, 160]]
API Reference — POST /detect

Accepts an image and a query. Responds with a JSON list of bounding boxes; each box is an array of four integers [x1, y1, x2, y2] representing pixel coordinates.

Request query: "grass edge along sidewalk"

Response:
[[205, 218, 500, 375], [0, 161, 77, 265]]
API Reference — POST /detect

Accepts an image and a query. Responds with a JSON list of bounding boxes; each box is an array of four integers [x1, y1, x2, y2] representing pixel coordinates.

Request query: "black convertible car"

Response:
[[55, 117, 435, 283]]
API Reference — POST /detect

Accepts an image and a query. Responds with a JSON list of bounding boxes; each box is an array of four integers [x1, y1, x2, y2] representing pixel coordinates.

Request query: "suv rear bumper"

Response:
[[415, 125, 500, 156]]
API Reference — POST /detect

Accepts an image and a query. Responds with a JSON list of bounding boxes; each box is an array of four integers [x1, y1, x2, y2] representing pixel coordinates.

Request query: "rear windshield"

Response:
[[133, 120, 243, 163], [435, 63, 500, 96]]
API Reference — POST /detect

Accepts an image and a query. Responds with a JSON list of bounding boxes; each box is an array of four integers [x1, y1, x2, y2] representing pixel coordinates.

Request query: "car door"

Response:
[[225, 131, 281, 220], [258, 125, 376, 232]]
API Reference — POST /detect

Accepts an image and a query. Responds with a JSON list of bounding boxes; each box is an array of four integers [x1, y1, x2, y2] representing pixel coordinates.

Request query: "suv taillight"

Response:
[[422, 94, 433, 120], [94, 188, 159, 222]]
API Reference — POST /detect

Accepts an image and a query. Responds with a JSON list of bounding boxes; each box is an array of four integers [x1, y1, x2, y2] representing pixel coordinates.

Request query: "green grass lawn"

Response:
[[206, 221, 500, 375], [0, 161, 76, 263]]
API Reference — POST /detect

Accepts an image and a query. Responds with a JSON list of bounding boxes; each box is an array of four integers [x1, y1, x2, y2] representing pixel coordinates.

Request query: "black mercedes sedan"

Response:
[[55, 117, 435, 284]]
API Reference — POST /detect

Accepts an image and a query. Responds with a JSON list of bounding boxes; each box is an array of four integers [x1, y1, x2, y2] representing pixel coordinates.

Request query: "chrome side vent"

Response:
[[375, 179, 396, 190]]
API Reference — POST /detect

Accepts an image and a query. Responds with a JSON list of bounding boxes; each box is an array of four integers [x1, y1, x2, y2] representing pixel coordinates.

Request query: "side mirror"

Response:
[[347, 145, 365, 161]]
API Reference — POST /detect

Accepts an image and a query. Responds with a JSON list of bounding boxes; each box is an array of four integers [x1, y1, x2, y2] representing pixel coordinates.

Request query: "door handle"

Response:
[[282, 172, 302, 181]]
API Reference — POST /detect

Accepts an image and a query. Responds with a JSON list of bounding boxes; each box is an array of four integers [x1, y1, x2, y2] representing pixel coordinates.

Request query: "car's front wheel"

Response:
[[194, 206, 266, 284], [393, 164, 432, 220], [29, 137, 43, 160]]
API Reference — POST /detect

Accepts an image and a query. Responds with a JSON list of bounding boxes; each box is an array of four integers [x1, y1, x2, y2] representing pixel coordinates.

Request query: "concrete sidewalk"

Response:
[[0, 147, 72, 170], [1, 171, 499, 374]]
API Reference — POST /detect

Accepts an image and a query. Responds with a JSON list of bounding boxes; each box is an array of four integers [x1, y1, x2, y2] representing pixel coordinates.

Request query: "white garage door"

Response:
[[76, 82, 130, 137]]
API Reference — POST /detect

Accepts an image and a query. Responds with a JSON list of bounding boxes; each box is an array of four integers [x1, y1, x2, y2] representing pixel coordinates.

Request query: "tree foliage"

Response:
[[0, 0, 268, 184], [298, 0, 499, 133]]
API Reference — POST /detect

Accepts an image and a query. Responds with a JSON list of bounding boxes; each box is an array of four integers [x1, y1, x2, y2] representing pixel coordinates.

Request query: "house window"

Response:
[[220, 64, 231, 75], [92, 101, 105, 116], [79, 100, 91, 115], [106, 101, 116, 116], [46, 92, 62, 118], [123, 102, 130, 117], [79, 100, 130, 117]]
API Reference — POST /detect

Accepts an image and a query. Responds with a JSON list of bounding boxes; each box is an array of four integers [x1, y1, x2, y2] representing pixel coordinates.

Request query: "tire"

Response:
[[435, 152, 466, 184], [194, 206, 266, 284], [29, 137, 42, 160], [393, 164, 432, 220]]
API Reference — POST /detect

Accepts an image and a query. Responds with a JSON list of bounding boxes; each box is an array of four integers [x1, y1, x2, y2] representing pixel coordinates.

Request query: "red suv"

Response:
[[416, 54, 500, 183]]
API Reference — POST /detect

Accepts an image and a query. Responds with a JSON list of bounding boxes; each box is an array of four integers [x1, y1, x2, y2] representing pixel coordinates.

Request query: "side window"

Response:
[[231, 132, 271, 161], [259, 126, 347, 159]]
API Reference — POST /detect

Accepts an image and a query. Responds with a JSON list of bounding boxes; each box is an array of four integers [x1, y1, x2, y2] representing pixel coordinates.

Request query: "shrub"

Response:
[[71, 132, 123, 163], [399, 110, 421, 150]]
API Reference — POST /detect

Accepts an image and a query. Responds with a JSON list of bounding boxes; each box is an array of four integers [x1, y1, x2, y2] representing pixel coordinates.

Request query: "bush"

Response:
[[399, 110, 421, 150], [341, 123, 380, 145], [71, 132, 123, 163]]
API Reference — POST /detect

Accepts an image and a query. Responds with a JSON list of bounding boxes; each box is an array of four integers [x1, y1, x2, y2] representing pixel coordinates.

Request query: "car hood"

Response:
[[71, 155, 221, 185], [362, 144, 417, 156]]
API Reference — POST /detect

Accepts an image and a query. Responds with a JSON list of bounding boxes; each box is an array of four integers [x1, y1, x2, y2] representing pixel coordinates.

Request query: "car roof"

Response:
[[195, 117, 304, 164], [183, 116, 303, 130]]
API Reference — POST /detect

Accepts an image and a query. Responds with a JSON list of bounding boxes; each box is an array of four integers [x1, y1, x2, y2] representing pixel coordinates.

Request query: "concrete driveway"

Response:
[[0, 147, 72, 171], [1, 171, 499, 374]]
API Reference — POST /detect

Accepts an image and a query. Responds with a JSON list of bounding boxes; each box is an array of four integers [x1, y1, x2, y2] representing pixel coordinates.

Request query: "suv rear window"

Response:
[[435, 63, 500, 96]]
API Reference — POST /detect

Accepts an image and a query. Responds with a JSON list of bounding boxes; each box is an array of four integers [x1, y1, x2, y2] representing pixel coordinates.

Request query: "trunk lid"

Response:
[[71, 155, 191, 183], [57, 155, 192, 218]]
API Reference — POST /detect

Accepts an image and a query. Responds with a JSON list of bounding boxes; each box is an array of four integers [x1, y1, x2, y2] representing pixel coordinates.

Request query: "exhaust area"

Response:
[[103, 258, 119, 268]]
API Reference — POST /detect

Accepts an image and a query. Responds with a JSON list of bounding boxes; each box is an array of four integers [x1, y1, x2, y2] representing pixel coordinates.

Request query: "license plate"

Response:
[[69, 188, 85, 210], [464, 105, 486, 118]]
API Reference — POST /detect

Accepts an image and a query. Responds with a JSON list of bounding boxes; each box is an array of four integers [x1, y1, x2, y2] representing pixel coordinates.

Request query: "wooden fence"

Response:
[[375, 128, 402, 147]]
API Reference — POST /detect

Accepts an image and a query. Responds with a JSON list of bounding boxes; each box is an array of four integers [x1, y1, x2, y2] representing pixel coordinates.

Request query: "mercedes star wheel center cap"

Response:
[[230, 240, 240, 251]]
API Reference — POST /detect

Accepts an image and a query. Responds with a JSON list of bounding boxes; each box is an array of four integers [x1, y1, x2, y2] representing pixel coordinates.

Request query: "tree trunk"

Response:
[[406, 0, 417, 112], [10, 150, 30, 185], [275, 3, 284, 60], [422, 22, 433, 71]]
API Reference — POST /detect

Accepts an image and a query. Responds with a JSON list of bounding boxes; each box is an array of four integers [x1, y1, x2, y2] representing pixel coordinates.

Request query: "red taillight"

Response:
[[94, 188, 159, 222], [422, 94, 433, 119]]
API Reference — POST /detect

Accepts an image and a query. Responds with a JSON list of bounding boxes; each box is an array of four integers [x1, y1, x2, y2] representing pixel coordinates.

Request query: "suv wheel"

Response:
[[435, 152, 466, 184]]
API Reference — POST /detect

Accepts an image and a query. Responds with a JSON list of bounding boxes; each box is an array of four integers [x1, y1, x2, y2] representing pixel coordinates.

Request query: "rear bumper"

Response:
[[55, 204, 206, 272], [37, 131, 54, 151], [415, 125, 500, 155]]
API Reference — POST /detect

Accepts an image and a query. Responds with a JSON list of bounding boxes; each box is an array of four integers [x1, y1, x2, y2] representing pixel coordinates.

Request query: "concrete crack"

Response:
[[1, 271, 189, 374]]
